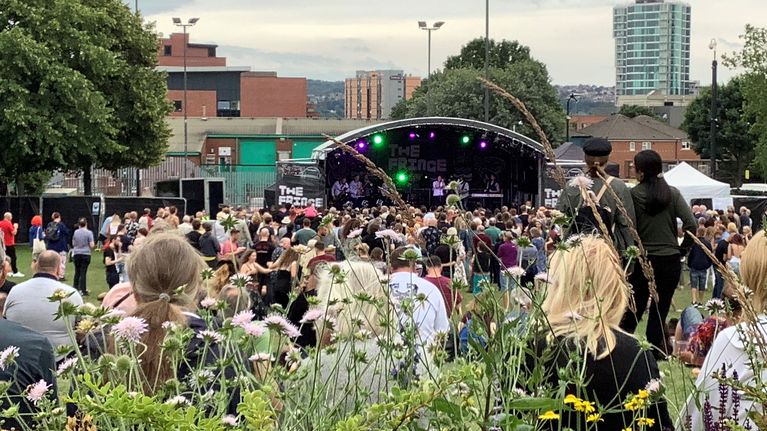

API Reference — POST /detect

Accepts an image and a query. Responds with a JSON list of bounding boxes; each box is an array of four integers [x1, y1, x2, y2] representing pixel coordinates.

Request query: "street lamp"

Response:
[[418, 20, 445, 116], [174, 17, 199, 178], [565, 93, 579, 143], [709, 38, 718, 178], [484, 0, 490, 122]]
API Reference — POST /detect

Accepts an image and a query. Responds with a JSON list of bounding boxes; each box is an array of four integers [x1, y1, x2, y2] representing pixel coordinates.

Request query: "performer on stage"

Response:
[[484, 174, 500, 193], [349, 175, 363, 199], [432, 175, 445, 205], [331, 177, 349, 202]]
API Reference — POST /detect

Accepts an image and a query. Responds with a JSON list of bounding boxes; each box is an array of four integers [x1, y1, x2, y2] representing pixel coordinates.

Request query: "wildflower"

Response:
[[189, 369, 215, 388], [25, 380, 51, 405], [110, 316, 149, 343], [201, 268, 215, 280], [637, 389, 649, 399], [645, 378, 662, 395], [446, 180, 460, 191], [49, 289, 71, 301], [445, 194, 461, 207], [222, 415, 239, 427], [161, 321, 177, 330], [507, 266, 526, 278], [538, 410, 560, 420], [534, 272, 550, 282], [300, 308, 324, 324], [586, 413, 602, 423], [249, 353, 274, 362], [0, 346, 19, 371], [574, 400, 596, 413], [242, 322, 266, 337], [705, 298, 725, 313], [197, 330, 225, 344], [563, 394, 580, 405], [636, 417, 655, 427], [229, 273, 250, 286], [200, 297, 217, 308], [264, 315, 301, 338], [231, 310, 255, 328], [623, 245, 640, 260], [56, 357, 78, 376], [347, 228, 363, 239], [76, 318, 97, 334], [568, 175, 594, 189], [375, 229, 400, 241], [103, 308, 126, 320], [165, 395, 190, 406]]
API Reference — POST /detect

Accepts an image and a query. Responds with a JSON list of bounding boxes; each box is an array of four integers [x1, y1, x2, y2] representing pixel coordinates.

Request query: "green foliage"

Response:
[[392, 38, 564, 143], [0, 0, 171, 191], [682, 77, 757, 186], [617, 104, 659, 119]]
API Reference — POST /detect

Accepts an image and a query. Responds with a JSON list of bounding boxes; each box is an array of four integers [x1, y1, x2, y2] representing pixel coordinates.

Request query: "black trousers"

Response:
[[5, 245, 18, 273], [106, 271, 119, 289], [620, 254, 681, 358], [72, 254, 91, 294]]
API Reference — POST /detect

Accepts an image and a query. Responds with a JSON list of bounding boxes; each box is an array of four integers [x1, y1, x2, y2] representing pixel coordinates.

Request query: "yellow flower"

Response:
[[575, 400, 596, 413], [586, 413, 602, 423], [538, 410, 560, 421], [637, 389, 650, 399], [622, 428, 633, 431], [77, 318, 97, 334], [564, 394, 580, 405], [636, 417, 655, 427]]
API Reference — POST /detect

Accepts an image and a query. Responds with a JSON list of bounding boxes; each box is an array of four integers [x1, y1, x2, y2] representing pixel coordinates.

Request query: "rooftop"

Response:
[[573, 114, 687, 141]]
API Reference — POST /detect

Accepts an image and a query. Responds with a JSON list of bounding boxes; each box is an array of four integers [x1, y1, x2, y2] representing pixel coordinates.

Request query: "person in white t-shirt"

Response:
[[348, 175, 363, 199], [388, 247, 449, 348], [431, 176, 445, 205]]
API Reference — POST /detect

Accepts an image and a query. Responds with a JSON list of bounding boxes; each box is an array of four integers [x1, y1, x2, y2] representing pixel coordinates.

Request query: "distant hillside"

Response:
[[555, 84, 617, 115], [308, 80, 344, 118]]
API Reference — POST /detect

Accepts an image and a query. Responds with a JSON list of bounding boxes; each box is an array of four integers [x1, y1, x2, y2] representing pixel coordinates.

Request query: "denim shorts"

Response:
[[680, 306, 704, 340]]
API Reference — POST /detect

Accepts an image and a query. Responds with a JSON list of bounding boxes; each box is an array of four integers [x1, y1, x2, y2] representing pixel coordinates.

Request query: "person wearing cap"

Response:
[[556, 137, 636, 257]]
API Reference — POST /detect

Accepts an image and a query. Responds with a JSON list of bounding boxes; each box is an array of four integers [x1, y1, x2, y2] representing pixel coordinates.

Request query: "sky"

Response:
[[136, 0, 766, 86]]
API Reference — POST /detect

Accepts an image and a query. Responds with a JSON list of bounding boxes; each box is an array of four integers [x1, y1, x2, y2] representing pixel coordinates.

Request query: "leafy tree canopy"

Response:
[[0, 0, 171, 193], [617, 105, 659, 119], [444, 38, 532, 70]]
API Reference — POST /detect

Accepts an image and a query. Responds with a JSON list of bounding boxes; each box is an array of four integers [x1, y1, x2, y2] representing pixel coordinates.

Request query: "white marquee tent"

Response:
[[664, 162, 732, 209]]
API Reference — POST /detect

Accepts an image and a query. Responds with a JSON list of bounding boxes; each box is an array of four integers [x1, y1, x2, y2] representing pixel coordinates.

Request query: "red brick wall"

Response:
[[609, 139, 700, 178], [157, 33, 226, 67], [167, 90, 217, 117], [240, 74, 307, 118], [202, 138, 239, 165]]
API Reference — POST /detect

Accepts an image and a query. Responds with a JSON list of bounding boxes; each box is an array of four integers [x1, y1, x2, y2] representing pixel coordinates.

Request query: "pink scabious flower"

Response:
[[231, 310, 255, 328], [56, 357, 78, 376], [25, 380, 51, 405], [645, 378, 662, 394], [0, 346, 19, 371], [110, 316, 149, 343], [104, 308, 126, 319], [264, 315, 301, 338], [568, 175, 594, 189], [222, 415, 239, 427], [242, 322, 266, 338], [248, 353, 274, 362], [375, 229, 400, 241], [507, 266, 526, 278], [299, 308, 324, 324], [534, 272, 550, 282], [347, 228, 363, 239], [197, 330, 225, 344], [200, 296, 217, 308]]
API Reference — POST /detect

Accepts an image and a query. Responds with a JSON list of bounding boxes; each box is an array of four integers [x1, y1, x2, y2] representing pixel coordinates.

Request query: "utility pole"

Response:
[[484, 0, 490, 122], [709, 39, 718, 178]]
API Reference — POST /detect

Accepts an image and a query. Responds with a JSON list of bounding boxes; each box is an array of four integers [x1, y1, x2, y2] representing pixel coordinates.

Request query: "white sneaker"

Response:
[[12, 272, 24, 278]]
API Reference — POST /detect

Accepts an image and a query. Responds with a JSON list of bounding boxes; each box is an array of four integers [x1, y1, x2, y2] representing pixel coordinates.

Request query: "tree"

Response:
[[392, 38, 564, 144], [0, 0, 171, 195], [444, 38, 531, 70], [617, 105, 659, 119], [682, 78, 757, 186]]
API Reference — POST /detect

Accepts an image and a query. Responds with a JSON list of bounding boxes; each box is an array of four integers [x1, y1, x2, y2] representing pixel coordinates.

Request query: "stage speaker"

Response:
[[180, 178, 226, 216]]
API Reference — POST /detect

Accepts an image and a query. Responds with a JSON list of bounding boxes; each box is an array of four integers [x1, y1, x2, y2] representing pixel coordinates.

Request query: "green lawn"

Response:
[[10, 244, 700, 417]]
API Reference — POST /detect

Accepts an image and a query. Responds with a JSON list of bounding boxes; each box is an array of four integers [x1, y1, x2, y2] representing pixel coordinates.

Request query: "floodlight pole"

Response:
[[419, 21, 444, 116], [174, 18, 199, 179]]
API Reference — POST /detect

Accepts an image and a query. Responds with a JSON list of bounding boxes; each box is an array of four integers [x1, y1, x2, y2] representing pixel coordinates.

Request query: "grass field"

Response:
[[9, 244, 700, 418]]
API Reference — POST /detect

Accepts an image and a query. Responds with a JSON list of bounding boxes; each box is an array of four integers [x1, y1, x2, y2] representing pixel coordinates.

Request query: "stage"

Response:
[[273, 117, 547, 210]]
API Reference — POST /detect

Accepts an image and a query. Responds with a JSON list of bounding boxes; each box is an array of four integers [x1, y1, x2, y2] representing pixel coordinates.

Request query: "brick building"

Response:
[[573, 114, 701, 179], [345, 70, 421, 120], [157, 33, 310, 118]]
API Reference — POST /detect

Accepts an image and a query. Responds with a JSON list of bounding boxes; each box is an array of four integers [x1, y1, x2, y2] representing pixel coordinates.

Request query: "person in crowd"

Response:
[[673, 299, 739, 368], [29, 214, 45, 261], [166, 206, 180, 229], [530, 227, 547, 274], [271, 247, 300, 309], [471, 240, 493, 294], [125, 211, 139, 242], [0, 318, 57, 430], [293, 218, 317, 246], [306, 241, 335, 274], [102, 236, 123, 289], [726, 233, 746, 277], [497, 231, 519, 291], [370, 247, 387, 274], [199, 222, 220, 269], [0, 212, 21, 277], [557, 137, 636, 257], [178, 215, 194, 236], [45, 212, 70, 280], [684, 230, 767, 429], [71, 218, 95, 296], [186, 219, 203, 251], [484, 218, 502, 246], [432, 175, 445, 206], [433, 227, 467, 283], [688, 226, 713, 307], [620, 150, 697, 358], [138, 208, 153, 231], [238, 250, 272, 279], [4, 251, 84, 359], [354, 242, 370, 261], [0, 257, 15, 311], [219, 228, 246, 275], [388, 247, 449, 348], [529, 236, 672, 430], [742, 225, 752, 243], [424, 255, 462, 318]]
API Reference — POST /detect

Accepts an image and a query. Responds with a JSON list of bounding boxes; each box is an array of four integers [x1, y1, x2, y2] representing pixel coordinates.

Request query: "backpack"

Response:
[[572, 177, 615, 238], [45, 222, 60, 242]]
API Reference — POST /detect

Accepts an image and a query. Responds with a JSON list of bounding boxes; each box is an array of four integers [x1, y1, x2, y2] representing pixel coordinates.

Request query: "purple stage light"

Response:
[[479, 140, 488, 149], [429, 131, 436, 139], [357, 140, 367, 150], [408, 132, 417, 139]]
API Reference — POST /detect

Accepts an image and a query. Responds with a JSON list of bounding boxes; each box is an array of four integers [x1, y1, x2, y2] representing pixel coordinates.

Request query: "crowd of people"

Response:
[[0, 144, 764, 430]]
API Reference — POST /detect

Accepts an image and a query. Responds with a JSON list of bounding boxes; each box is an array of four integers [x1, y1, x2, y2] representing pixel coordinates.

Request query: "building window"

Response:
[[208, 47, 216, 57], [681, 141, 690, 150], [164, 45, 172, 56], [629, 141, 636, 151], [642, 141, 652, 150], [173, 100, 182, 112]]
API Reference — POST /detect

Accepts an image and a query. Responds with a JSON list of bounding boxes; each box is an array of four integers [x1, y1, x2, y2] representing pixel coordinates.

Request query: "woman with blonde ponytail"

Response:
[[529, 236, 671, 430]]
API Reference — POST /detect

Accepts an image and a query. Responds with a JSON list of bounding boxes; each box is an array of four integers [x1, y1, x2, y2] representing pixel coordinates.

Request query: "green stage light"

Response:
[[372, 134, 384, 147], [460, 135, 471, 145], [395, 170, 409, 184]]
